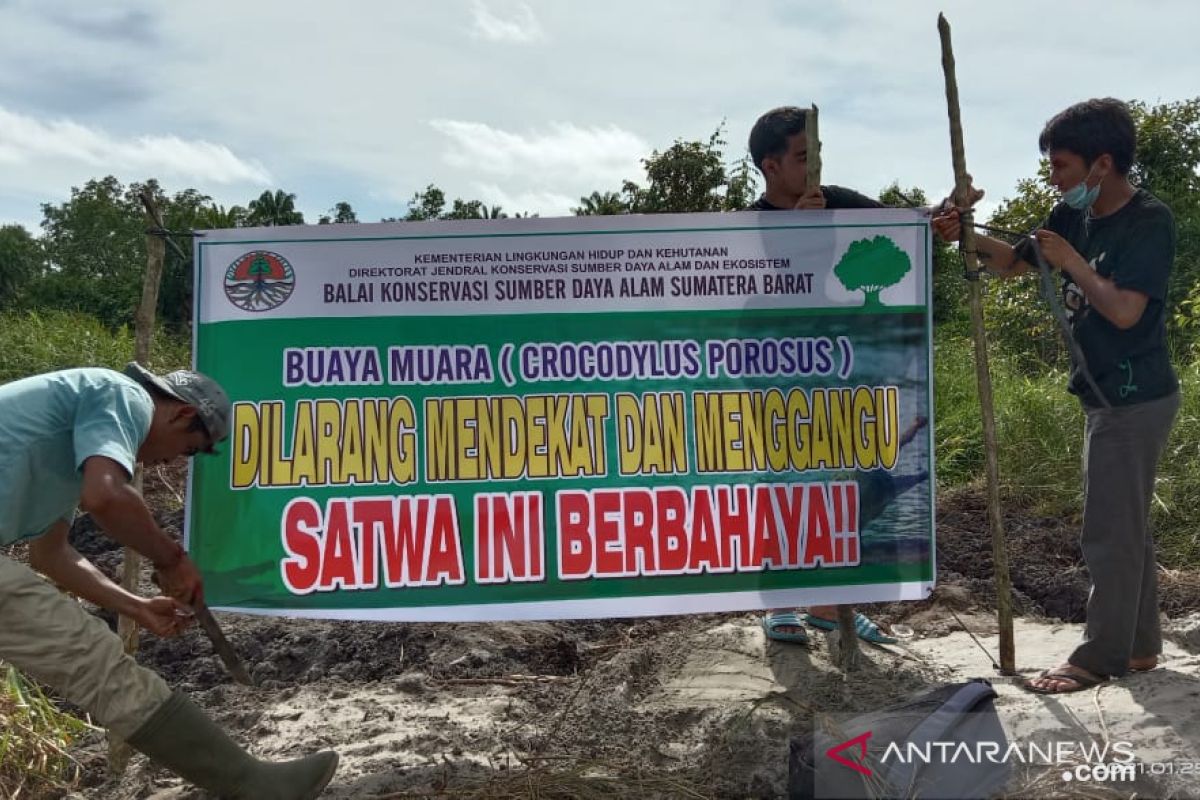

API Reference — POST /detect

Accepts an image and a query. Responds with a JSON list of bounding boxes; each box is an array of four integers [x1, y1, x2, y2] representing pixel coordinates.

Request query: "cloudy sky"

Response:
[[1, 0, 1196, 233]]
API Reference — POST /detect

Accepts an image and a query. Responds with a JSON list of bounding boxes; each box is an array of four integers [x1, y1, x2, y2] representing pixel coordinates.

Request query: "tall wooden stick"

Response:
[[806, 104, 860, 671], [937, 13, 1015, 675], [806, 104, 822, 194], [108, 190, 167, 774]]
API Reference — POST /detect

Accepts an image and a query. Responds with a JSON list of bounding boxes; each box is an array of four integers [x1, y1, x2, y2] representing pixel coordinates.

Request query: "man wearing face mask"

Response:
[[933, 98, 1179, 694]]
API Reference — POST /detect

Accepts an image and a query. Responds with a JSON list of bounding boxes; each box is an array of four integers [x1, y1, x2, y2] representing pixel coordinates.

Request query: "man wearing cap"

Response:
[[0, 364, 338, 798]]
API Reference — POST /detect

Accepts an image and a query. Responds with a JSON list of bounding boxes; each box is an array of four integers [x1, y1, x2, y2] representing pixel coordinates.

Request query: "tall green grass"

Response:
[[0, 662, 94, 797], [0, 309, 191, 384], [936, 333, 1200, 566]]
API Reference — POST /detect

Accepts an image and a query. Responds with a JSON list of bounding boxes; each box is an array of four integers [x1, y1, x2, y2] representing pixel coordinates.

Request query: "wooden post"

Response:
[[108, 189, 167, 773], [807, 104, 859, 672], [806, 103, 821, 195], [937, 14, 1016, 675]]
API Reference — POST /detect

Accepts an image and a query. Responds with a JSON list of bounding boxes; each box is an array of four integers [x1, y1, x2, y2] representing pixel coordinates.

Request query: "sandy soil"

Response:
[[24, 478, 1200, 799]]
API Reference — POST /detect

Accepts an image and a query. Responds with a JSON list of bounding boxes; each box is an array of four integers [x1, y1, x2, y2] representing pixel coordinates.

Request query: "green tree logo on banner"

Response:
[[833, 236, 911, 308]]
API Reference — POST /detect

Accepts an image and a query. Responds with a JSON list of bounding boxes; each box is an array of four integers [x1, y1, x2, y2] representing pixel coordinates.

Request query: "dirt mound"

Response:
[[929, 486, 1200, 622]]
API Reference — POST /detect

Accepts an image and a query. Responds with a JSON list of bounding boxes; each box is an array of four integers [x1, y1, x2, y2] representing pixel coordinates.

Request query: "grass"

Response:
[[935, 333, 1200, 566], [0, 662, 95, 798], [0, 309, 190, 384]]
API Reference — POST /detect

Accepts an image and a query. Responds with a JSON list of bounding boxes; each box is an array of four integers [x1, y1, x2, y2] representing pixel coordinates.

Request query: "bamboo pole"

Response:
[[805, 104, 821, 195], [806, 104, 860, 671], [937, 13, 1016, 675]]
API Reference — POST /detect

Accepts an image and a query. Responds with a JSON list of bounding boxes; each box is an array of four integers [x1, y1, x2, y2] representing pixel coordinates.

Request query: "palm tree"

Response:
[[247, 190, 304, 226], [197, 204, 248, 229], [572, 191, 626, 216]]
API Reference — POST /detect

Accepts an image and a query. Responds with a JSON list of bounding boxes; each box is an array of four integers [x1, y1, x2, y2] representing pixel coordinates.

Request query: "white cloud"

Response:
[[0, 105, 270, 184], [470, 0, 543, 43], [429, 119, 647, 188]]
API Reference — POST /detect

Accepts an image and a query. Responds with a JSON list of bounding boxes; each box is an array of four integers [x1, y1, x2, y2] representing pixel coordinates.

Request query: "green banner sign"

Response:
[[190, 210, 935, 620]]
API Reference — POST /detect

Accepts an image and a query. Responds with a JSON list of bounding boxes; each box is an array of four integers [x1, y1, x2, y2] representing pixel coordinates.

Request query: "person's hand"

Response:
[[795, 187, 826, 210], [931, 208, 963, 242], [1034, 229, 1082, 271], [155, 551, 204, 606], [133, 596, 194, 638]]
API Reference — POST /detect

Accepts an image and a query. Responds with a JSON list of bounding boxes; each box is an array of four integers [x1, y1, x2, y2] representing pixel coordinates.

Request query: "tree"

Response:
[[26, 176, 234, 329], [878, 182, 967, 329], [444, 199, 484, 220], [0, 224, 43, 308], [573, 191, 627, 216], [246, 190, 304, 226], [32, 176, 146, 328], [833, 236, 912, 308], [197, 204, 248, 229], [319, 201, 358, 225], [391, 186, 523, 221], [1128, 99, 1200, 356], [403, 185, 447, 221], [620, 126, 757, 214]]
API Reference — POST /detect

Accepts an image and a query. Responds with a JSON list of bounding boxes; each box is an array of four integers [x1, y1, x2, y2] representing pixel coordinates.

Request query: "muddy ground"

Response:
[[17, 472, 1200, 799]]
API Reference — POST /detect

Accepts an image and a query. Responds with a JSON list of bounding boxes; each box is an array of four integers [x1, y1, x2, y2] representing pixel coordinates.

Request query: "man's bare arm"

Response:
[[79, 455, 203, 604], [29, 520, 145, 616], [975, 235, 1032, 279]]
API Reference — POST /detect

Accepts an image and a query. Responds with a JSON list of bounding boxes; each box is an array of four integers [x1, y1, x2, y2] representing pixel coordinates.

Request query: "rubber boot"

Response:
[[126, 691, 338, 799]]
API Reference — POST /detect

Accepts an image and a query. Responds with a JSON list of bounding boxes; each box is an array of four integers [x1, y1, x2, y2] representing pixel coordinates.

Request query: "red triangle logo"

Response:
[[826, 731, 873, 776]]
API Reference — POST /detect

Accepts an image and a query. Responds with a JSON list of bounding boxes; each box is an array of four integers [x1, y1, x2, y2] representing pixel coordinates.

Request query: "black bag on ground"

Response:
[[788, 678, 1011, 800]]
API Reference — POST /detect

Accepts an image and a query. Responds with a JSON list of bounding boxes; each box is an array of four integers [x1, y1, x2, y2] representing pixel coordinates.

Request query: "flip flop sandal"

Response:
[[1023, 670, 1108, 695], [762, 612, 809, 644], [804, 612, 898, 644]]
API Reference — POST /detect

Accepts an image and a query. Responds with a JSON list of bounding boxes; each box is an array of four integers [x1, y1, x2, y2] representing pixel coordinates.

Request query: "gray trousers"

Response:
[[0, 553, 172, 738], [1069, 390, 1180, 677]]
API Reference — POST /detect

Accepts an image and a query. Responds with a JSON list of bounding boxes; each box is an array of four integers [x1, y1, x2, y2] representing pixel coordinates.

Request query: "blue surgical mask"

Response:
[[1062, 164, 1101, 211]]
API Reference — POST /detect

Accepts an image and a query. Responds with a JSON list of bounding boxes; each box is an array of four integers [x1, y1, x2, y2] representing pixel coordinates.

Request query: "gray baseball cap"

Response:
[[123, 362, 231, 450]]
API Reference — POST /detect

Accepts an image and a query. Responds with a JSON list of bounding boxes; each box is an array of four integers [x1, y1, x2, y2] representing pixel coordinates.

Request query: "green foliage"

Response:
[[833, 236, 911, 307], [1130, 99, 1200, 351], [395, 186, 511, 221], [0, 662, 93, 798], [246, 189, 304, 226], [318, 201, 358, 225], [935, 332, 1200, 566], [31, 176, 146, 328], [26, 177, 227, 330], [196, 203, 248, 229], [573, 190, 627, 216], [0, 310, 190, 384], [402, 184, 447, 221], [877, 182, 967, 330], [444, 199, 506, 220], [0, 224, 43, 308], [620, 126, 757, 214]]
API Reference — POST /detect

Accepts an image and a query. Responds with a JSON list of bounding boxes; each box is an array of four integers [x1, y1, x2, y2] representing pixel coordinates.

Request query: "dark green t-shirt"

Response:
[[1018, 189, 1177, 408]]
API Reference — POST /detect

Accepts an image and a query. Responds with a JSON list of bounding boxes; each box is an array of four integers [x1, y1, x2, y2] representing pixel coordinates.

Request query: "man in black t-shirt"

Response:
[[749, 106, 897, 646], [934, 98, 1179, 694], [747, 107, 885, 214]]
